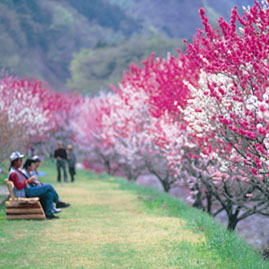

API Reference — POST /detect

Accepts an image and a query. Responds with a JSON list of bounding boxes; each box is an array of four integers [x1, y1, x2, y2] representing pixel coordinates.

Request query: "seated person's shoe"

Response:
[[52, 206, 61, 214], [46, 214, 59, 219], [56, 201, 70, 208]]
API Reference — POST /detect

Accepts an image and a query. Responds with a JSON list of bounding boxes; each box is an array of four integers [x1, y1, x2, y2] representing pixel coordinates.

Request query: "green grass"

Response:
[[0, 161, 8, 185], [0, 160, 268, 268]]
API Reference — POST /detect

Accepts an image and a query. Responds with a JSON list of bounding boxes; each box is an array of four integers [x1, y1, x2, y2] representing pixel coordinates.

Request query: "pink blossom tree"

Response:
[[181, 1, 269, 229], [0, 75, 81, 161], [111, 82, 181, 190], [72, 93, 121, 174], [37, 90, 82, 157], [184, 1, 269, 175], [0, 113, 24, 164], [0, 76, 54, 161]]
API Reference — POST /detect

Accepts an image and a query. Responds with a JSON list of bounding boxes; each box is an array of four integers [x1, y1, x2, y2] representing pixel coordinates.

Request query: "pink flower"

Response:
[[250, 168, 258, 175]]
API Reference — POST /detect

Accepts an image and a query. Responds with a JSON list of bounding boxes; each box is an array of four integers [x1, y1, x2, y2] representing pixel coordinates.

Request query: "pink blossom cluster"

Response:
[[0, 75, 80, 158], [72, 86, 173, 184], [183, 1, 269, 176], [71, 92, 122, 174], [119, 52, 199, 119]]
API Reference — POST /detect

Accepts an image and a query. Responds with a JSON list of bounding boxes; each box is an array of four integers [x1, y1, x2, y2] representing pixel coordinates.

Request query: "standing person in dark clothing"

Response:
[[54, 141, 68, 182], [67, 144, 76, 182]]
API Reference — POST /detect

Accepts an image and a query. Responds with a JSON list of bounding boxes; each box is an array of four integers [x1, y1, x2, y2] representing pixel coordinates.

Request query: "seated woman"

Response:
[[21, 158, 67, 214], [21, 159, 40, 187], [30, 156, 47, 184], [30, 155, 71, 209]]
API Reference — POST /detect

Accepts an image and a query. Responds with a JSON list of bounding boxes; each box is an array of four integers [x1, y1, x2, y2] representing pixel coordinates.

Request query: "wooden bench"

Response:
[[5, 179, 46, 220]]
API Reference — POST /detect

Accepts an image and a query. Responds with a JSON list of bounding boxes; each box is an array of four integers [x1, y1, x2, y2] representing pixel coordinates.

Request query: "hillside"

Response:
[[0, 0, 256, 93], [0, 0, 138, 91], [67, 35, 182, 95]]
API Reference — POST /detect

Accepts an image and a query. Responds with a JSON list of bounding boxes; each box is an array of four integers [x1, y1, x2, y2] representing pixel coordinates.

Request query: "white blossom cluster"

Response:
[[245, 89, 269, 122], [149, 114, 190, 176], [183, 71, 234, 137], [183, 69, 269, 173], [0, 81, 52, 138]]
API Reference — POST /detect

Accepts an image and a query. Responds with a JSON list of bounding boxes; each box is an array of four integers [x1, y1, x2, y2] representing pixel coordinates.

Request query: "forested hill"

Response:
[[0, 0, 254, 94], [113, 0, 254, 38]]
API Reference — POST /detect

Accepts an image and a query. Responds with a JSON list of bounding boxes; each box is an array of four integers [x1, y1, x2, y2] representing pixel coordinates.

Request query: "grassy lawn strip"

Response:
[[0, 160, 267, 268]]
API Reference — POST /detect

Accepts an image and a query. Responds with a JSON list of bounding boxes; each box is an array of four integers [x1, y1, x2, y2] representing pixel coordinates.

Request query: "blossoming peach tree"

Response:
[[113, 53, 201, 191], [0, 76, 53, 162], [111, 84, 174, 188], [73, 86, 173, 187], [72, 93, 122, 174], [0, 75, 80, 161], [182, 1, 269, 229], [120, 49, 220, 204]]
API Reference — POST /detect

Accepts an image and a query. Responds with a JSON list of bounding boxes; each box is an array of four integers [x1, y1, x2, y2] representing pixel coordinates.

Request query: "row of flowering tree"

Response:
[[0, 74, 81, 163], [73, 1, 268, 230], [1, 1, 267, 231]]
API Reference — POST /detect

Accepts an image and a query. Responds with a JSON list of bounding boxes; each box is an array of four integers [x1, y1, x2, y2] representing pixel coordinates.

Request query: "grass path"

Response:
[[0, 162, 268, 268]]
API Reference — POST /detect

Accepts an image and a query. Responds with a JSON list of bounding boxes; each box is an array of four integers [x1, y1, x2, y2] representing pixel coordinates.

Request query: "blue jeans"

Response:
[[25, 184, 60, 216]]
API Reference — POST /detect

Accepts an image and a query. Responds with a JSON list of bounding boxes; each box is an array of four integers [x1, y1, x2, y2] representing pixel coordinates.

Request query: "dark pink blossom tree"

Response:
[[181, 1, 269, 229]]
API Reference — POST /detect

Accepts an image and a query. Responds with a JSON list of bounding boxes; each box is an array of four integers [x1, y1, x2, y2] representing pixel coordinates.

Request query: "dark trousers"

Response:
[[69, 166, 76, 182], [56, 159, 68, 182]]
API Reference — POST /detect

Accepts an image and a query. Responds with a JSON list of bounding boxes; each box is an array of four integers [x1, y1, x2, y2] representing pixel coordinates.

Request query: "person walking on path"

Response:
[[67, 144, 76, 182], [54, 141, 68, 182]]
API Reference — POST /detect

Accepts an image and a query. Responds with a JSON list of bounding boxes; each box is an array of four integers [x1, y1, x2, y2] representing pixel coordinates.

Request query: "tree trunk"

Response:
[[206, 191, 212, 214], [192, 189, 203, 209], [227, 216, 239, 231], [227, 207, 241, 231], [104, 159, 111, 174], [160, 179, 170, 192]]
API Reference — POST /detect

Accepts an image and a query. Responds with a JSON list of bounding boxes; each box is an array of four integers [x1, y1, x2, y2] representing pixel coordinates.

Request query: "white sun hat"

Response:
[[10, 151, 25, 161]]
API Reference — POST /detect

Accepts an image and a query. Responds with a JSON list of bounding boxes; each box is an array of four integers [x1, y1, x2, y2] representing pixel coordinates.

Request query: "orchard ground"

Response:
[[0, 160, 268, 268], [138, 176, 269, 250]]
